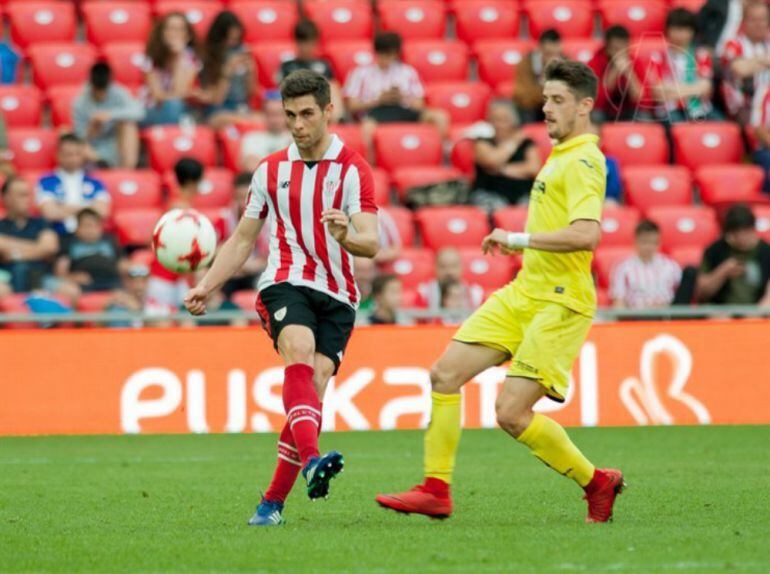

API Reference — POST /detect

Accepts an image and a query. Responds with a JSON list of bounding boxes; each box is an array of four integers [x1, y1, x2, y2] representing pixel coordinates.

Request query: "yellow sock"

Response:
[[516, 413, 595, 487], [424, 391, 462, 484]]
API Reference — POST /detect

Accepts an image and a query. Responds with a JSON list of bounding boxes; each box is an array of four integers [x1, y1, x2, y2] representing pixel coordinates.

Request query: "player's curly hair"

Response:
[[544, 59, 599, 101], [280, 70, 331, 108]]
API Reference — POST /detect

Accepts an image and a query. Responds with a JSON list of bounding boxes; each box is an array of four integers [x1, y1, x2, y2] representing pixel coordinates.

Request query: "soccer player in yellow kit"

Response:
[[377, 59, 625, 523]]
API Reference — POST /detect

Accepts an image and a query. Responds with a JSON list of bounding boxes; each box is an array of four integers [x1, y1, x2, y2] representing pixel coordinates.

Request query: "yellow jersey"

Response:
[[515, 133, 606, 317]]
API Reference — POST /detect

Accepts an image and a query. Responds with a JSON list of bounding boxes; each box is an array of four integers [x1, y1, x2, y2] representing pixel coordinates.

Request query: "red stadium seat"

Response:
[[622, 165, 693, 213], [324, 41, 375, 84], [304, 1, 373, 43], [391, 166, 464, 201], [597, 0, 667, 39], [415, 206, 490, 250], [425, 82, 492, 124], [670, 0, 707, 9], [76, 291, 114, 313], [378, 0, 447, 40], [561, 38, 601, 64], [94, 169, 163, 210], [231, 290, 258, 312], [330, 124, 368, 159], [458, 247, 517, 290], [594, 246, 636, 289], [671, 122, 743, 171], [600, 122, 668, 166], [694, 165, 766, 207], [143, 126, 217, 173], [453, 0, 520, 45], [380, 247, 435, 288], [153, 1, 221, 38], [374, 124, 442, 172], [492, 205, 529, 231], [0, 86, 43, 128], [47, 85, 82, 128], [114, 208, 163, 246], [83, 2, 152, 47], [229, 1, 299, 43], [754, 205, 770, 242], [7, 129, 58, 171], [521, 123, 553, 162], [647, 205, 719, 250], [667, 245, 703, 269], [165, 168, 234, 209], [449, 134, 475, 176], [218, 126, 245, 172], [380, 205, 416, 246], [524, 0, 594, 40], [475, 39, 534, 88], [253, 41, 297, 88], [28, 44, 97, 91], [600, 205, 641, 248], [7, 2, 76, 48], [372, 168, 391, 206], [101, 43, 149, 89], [402, 40, 469, 82]]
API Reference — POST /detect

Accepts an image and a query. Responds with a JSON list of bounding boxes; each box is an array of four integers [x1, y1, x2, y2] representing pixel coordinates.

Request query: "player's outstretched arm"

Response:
[[321, 209, 379, 258], [482, 220, 601, 255], [184, 216, 265, 315]]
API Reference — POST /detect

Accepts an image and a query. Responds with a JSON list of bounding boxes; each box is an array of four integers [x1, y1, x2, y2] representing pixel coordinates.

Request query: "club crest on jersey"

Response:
[[324, 179, 341, 197]]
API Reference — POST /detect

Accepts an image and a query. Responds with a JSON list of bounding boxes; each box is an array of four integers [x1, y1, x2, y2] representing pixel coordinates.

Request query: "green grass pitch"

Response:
[[1, 426, 768, 573]]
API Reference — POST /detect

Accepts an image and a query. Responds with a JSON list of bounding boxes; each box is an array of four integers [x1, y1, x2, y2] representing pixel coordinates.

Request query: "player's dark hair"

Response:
[[294, 19, 320, 42], [89, 62, 111, 91], [605, 25, 630, 43], [58, 133, 84, 147], [374, 32, 402, 55], [1, 176, 23, 196], [544, 58, 599, 100], [280, 69, 331, 108], [174, 157, 204, 187], [723, 204, 756, 233], [665, 8, 697, 32], [372, 274, 398, 298], [635, 220, 660, 236], [539, 29, 561, 45], [76, 207, 102, 224], [234, 171, 252, 188]]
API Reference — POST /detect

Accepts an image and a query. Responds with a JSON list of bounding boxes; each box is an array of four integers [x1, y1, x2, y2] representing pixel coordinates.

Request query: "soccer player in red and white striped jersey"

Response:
[[185, 70, 379, 526]]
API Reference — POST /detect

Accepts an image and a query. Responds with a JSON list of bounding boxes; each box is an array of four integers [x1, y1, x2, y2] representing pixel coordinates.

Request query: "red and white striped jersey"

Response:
[[609, 253, 682, 310], [244, 135, 378, 308], [721, 34, 770, 121]]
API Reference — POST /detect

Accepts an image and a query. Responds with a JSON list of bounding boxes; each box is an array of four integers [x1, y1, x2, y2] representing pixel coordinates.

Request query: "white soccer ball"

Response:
[[152, 209, 217, 273]]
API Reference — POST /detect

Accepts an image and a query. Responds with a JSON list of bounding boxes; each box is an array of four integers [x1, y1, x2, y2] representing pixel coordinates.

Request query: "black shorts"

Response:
[[256, 282, 356, 374]]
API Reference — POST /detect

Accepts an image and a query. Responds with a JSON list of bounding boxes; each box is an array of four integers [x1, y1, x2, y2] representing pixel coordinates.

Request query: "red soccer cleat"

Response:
[[376, 479, 453, 519], [584, 468, 626, 523]]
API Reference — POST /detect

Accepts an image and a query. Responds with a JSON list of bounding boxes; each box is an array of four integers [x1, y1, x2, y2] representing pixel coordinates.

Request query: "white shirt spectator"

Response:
[[240, 131, 292, 170], [344, 62, 424, 106], [610, 254, 682, 309]]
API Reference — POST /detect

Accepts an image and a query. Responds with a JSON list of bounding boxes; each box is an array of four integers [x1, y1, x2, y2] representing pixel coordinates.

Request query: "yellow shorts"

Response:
[[453, 283, 592, 402]]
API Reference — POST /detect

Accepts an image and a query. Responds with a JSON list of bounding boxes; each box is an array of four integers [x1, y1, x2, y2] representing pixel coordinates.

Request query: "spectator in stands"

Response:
[[698, 0, 750, 55], [345, 32, 448, 151], [107, 263, 175, 328], [0, 177, 59, 293], [0, 115, 14, 178], [418, 247, 483, 312], [169, 157, 204, 209], [588, 123, 623, 204], [513, 29, 564, 124], [54, 208, 126, 294], [697, 204, 770, 305], [37, 134, 110, 235], [610, 220, 682, 309], [375, 208, 403, 263], [588, 26, 645, 122], [0, 41, 19, 85], [143, 12, 200, 126], [280, 20, 344, 123], [369, 274, 407, 325], [471, 100, 541, 211], [197, 11, 258, 129], [73, 62, 144, 169], [649, 9, 720, 122], [180, 270, 246, 327], [438, 279, 466, 325], [355, 256, 377, 313], [239, 91, 292, 173]]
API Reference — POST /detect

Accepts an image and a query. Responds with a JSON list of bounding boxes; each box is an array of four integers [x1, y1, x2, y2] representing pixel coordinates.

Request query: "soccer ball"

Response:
[[152, 209, 217, 273]]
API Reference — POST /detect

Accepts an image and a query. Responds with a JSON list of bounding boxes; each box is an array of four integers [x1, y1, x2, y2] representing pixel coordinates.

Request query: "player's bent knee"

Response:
[[429, 364, 463, 394], [279, 333, 315, 364], [495, 398, 530, 437]]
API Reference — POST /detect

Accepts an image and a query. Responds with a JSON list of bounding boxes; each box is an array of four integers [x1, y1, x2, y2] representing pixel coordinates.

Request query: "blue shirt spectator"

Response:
[[0, 42, 20, 84], [605, 156, 623, 203]]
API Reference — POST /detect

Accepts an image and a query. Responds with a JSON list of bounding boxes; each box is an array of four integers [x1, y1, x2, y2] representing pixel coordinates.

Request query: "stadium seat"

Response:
[[453, 0, 520, 45], [753, 205, 770, 242], [7, 129, 58, 171], [622, 165, 693, 213], [374, 124, 442, 172], [458, 247, 517, 290], [28, 44, 98, 91], [524, 0, 595, 39], [492, 205, 529, 232], [143, 126, 217, 173], [165, 168, 234, 209], [449, 135, 475, 176], [400, 286, 426, 309], [380, 205, 416, 246], [7, 2, 76, 48], [380, 247, 435, 288], [600, 122, 668, 166], [231, 290, 258, 312], [475, 39, 534, 88], [391, 166, 464, 201], [521, 124, 553, 162], [597, 0, 667, 38], [94, 169, 163, 210], [561, 38, 602, 64], [229, 1, 299, 43], [0, 86, 43, 128], [253, 41, 297, 88], [303, 1, 373, 43], [153, 1, 222, 37], [330, 124, 368, 159], [101, 43, 149, 89], [415, 206, 490, 250], [670, 0, 708, 9], [217, 126, 245, 172], [425, 82, 492, 124], [76, 291, 114, 313], [113, 208, 163, 246], [82, 2, 152, 47], [402, 40, 469, 82], [372, 168, 391, 206], [324, 41, 375, 84], [671, 122, 743, 171], [47, 85, 82, 128], [378, 0, 447, 40], [694, 165, 766, 207], [600, 205, 641, 248], [646, 205, 719, 250], [668, 245, 703, 269], [593, 246, 636, 289]]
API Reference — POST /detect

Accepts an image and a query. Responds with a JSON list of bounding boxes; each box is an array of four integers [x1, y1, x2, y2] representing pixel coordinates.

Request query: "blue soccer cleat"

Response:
[[302, 451, 345, 500], [247, 497, 284, 526]]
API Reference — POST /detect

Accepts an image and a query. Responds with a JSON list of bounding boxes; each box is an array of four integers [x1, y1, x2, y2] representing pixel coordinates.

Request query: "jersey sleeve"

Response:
[[344, 160, 378, 216], [243, 162, 269, 220], [564, 154, 605, 223], [35, 176, 57, 205]]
